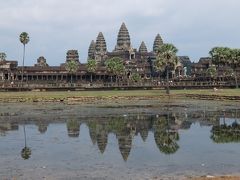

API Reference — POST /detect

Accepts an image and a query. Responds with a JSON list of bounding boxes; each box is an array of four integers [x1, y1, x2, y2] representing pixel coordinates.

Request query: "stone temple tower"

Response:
[[139, 41, 148, 53], [88, 40, 96, 60], [114, 23, 132, 51], [94, 32, 108, 63], [153, 34, 163, 53], [66, 50, 80, 63]]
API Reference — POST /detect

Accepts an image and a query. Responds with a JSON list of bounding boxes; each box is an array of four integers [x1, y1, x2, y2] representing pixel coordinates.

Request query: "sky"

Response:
[[1, 0, 240, 65]]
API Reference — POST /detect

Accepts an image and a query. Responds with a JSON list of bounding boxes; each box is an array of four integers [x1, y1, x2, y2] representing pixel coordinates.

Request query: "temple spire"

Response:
[[114, 22, 131, 51], [95, 32, 108, 63], [88, 40, 96, 60], [95, 32, 107, 52], [153, 34, 163, 53], [139, 41, 148, 53]]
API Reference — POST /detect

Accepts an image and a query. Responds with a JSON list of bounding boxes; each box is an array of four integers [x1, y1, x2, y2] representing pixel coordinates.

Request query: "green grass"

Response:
[[0, 89, 239, 101], [171, 89, 240, 96]]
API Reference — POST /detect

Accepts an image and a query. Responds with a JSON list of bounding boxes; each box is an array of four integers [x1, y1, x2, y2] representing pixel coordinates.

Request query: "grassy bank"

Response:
[[0, 89, 239, 102]]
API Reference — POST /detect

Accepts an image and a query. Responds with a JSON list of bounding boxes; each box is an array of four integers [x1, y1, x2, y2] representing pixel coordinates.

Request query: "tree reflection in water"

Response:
[[153, 115, 180, 154], [84, 114, 181, 160], [21, 123, 31, 160], [7, 107, 238, 162], [211, 109, 240, 143]]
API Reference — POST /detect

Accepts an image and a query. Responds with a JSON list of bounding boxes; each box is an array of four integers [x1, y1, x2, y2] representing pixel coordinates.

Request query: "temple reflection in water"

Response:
[[0, 109, 240, 161]]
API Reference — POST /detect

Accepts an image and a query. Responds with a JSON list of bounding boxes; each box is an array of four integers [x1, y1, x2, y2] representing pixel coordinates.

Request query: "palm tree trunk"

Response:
[[91, 74, 93, 83], [234, 71, 238, 88], [71, 74, 73, 84], [21, 44, 25, 88], [166, 68, 170, 94]]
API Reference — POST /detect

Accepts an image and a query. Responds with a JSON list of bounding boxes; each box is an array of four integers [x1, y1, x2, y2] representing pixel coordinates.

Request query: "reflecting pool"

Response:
[[0, 100, 240, 179]]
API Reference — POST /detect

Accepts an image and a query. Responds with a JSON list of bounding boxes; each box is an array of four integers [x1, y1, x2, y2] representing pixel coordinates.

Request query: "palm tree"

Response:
[[229, 48, 240, 88], [206, 65, 217, 81], [105, 58, 116, 83], [130, 73, 141, 84], [113, 58, 125, 85], [0, 52, 6, 61], [19, 32, 30, 87], [105, 57, 125, 84], [86, 59, 97, 82], [209, 47, 239, 88], [65, 60, 79, 84], [155, 44, 179, 94], [209, 47, 231, 67]]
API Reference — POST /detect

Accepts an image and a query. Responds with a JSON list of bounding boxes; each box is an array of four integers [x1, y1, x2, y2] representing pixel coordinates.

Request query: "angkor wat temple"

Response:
[[0, 23, 239, 89]]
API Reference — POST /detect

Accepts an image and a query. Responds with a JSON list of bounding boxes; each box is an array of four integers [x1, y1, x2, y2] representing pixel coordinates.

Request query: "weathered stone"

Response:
[[35, 56, 48, 67], [66, 50, 80, 63], [95, 32, 108, 63], [95, 32, 107, 52], [139, 41, 148, 53], [114, 23, 131, 51], [88, 40, 96, 60], [153, 34, 163, 53]]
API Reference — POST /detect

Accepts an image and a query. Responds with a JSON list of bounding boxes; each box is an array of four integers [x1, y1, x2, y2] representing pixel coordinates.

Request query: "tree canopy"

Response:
[[209, 47, 240, 68], [155, 43, 179, 72], [105, 57, 125, 76], [0, 52, 6, 61], [86, 59, 97, 73], [65, 60, 79, 74], [19, 32, 30, 45]]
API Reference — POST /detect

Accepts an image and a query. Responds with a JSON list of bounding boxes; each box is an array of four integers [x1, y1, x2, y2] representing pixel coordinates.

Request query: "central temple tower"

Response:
[[114, 23, 132, 52]]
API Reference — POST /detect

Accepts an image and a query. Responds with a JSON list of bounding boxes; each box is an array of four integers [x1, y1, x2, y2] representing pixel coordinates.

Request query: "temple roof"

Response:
[[153, 34, 163, 53], [66, 50, 80, 63], [95, 32, 107, 52], [35, 56, 48, 67], [139, 41, 148, 53], [114, 23, 131, 51], [88, 40, 96, 59]]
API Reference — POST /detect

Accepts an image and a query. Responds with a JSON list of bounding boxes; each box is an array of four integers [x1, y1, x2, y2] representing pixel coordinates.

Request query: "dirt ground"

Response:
[[192, 176, 240, 180]]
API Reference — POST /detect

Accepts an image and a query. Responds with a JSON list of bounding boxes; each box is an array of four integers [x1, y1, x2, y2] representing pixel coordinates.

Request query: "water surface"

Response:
[[0, 99, 240, 179]]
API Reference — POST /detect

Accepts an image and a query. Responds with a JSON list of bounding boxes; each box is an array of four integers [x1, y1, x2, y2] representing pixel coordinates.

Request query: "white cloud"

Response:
[[0, 0, 240, 65]]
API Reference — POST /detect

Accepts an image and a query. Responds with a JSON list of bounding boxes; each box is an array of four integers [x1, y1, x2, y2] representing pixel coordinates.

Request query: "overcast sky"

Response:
[[1, 0, 240, 65]]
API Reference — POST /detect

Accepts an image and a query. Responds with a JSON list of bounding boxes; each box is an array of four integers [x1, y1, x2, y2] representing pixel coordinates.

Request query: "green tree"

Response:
[[209, 47, 231, 67], [209, 47, 239, 88], [229, 48, 240, 88], [105, 57, 125, 84], [130, 73, 141, 83], [206, 66, 217, 79], [0, 52, 6, 61], [155, 44, 179, 94], [19, 32, 30, 87], [105, 58, 115, 83], [65, 60, 79, 84], [114, 58, 125, 85], [86, 59, 97, 82]]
